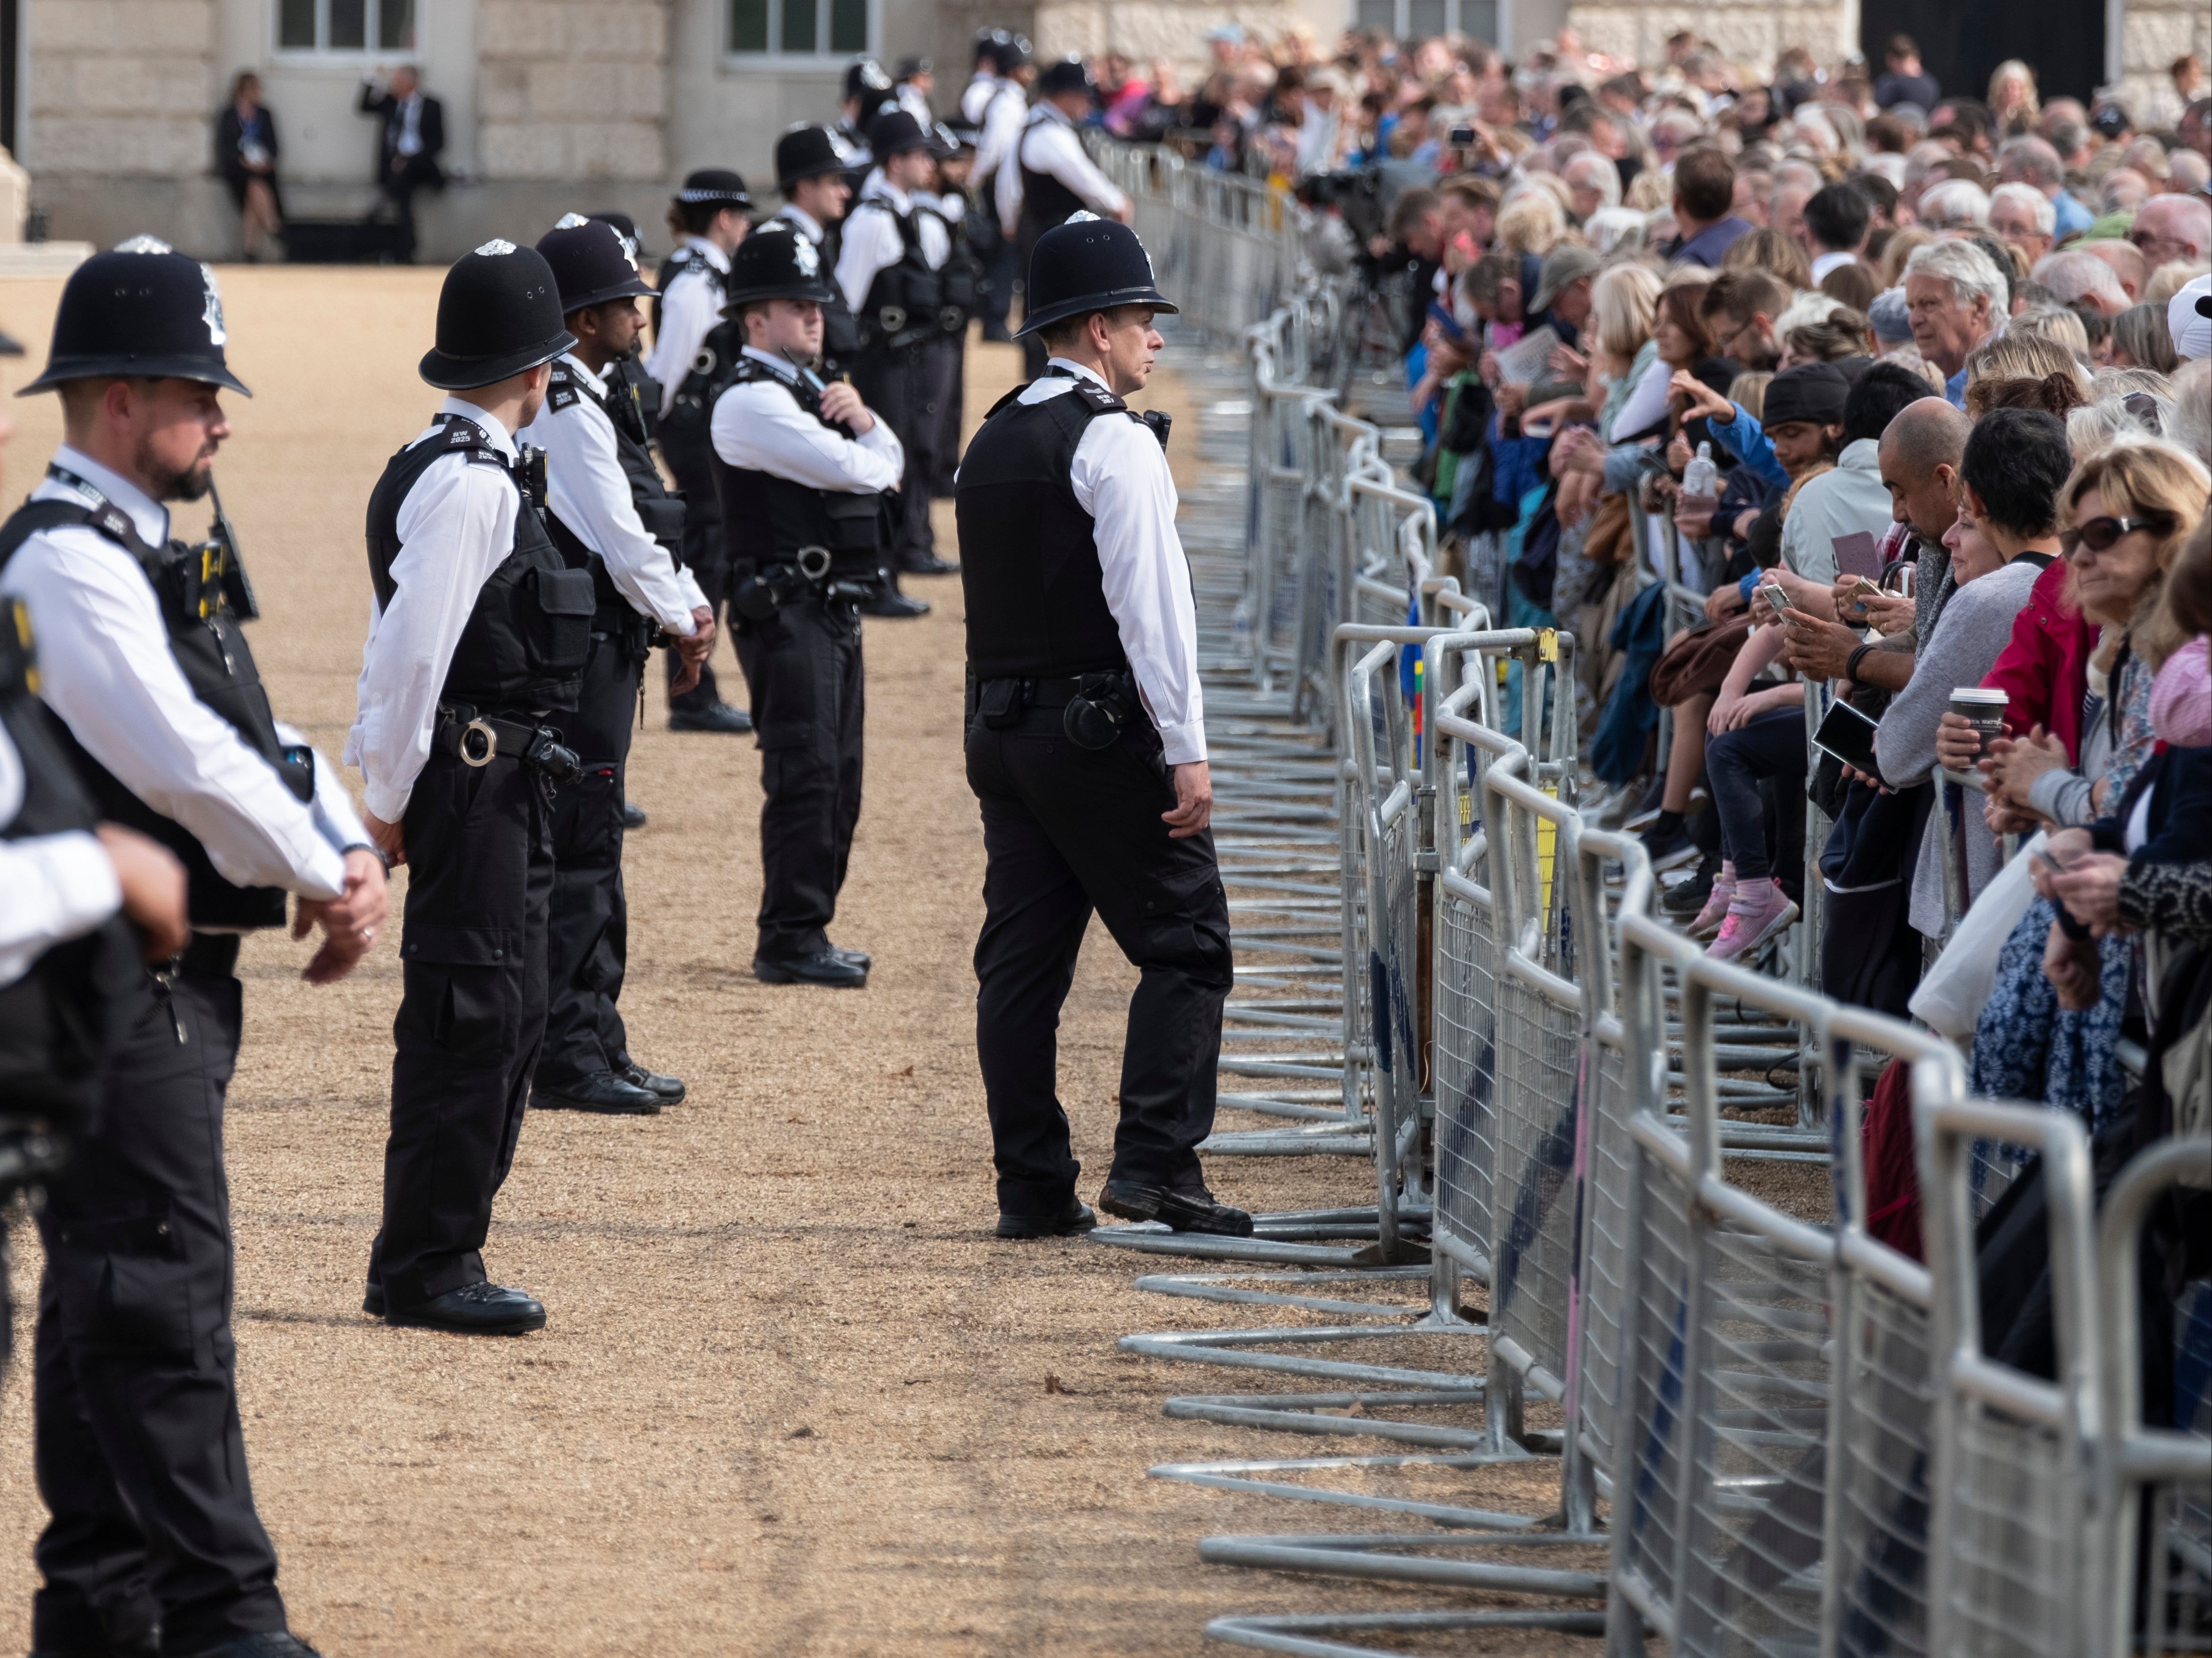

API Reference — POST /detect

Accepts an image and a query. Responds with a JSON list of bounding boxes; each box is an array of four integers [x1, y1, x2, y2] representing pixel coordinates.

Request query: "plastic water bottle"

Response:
[[1681, 440, 1718, 499]]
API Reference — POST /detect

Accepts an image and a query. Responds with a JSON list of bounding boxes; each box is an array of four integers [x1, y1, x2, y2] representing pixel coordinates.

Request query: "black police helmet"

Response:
[[676, 168, 752, 209], [586, 211, 643, 258], [974, 27, 1004, 66], [776, 124, 845, 192], [539, 215, 657, 315], [721, 223, 837, 310], [418, 239, 577, 391], [22, 236, 251, 397], [844, 58, 893, 103], [1037, 56, 1093, 98], [896, 54, 932, 79], [1016, 216, 1176, 338], [1000, 33, 1033, 70], [868, 109, 932, 158]]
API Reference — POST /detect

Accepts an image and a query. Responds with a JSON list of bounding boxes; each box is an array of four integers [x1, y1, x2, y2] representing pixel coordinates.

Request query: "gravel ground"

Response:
[[0, 269, 1589, 1657]]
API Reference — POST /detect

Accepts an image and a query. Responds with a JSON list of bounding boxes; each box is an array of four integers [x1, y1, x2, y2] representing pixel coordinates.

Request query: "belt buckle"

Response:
[[458, 718, 497, 767]]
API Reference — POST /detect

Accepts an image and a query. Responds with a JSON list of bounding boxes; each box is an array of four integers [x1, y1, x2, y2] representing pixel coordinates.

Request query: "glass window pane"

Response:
[[779, 0, 817, 53], [329, 0, 366, 49], [377, 0, 415, 50], [1406, 0, 1446, 41], [730, 0, 768, 50], [1354, 0, 1394, 29], [278, 0, 318, 48], [1457, 0, 1497, 41], [829, 0, 865, 54]]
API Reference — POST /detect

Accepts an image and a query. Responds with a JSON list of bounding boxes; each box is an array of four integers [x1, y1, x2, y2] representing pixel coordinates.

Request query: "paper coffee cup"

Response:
[[1950, 687, 2010, 756]]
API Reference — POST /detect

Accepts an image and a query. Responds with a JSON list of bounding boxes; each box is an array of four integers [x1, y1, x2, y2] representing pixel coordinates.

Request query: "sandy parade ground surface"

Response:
[[0, 265, 1615, 1657]]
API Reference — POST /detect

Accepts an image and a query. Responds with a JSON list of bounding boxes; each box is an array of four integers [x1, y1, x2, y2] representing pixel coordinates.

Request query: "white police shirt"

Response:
[[0, 446, 356, 903], [1005, 358, 1203, 764], [0, 722, 120, 989], [711, 347, 904, 491], [517, 352, 706, 632], [835, 172, 952, 314], [971, 80, 1027, 203], [642, 235, 730, 419], [344, 399, 526, 825], [999, 101, 1128, 239], [896, 83, 933, 124], [774, 204, 828, 248], [961, 71, 998, 124]]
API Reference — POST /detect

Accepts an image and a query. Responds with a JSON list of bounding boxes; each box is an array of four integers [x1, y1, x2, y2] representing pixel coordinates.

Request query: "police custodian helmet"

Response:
[[1015, 216, 1177, 339], [418, 239, 577, 391], [537, 213, 658, 315], [21, 235, 251, 396], [721, 222, 837, 310], [776, 124, 845, 193], [867, 109, 932, 158]]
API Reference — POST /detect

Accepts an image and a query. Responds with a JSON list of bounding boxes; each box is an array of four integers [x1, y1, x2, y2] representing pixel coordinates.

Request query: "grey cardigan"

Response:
[[1874, 555, 2046, 938]]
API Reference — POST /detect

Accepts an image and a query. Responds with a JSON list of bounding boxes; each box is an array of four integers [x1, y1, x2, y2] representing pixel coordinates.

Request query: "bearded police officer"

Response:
[[712, 225, 901, 989], [1005, 58, 1131, 377], [967, 31, 1034, 343], [956, 218, 1247, 1240], [351, 240, 594, 1335], [838, 108, 958, 585], [518, 216, 713, 1117], [642, 168, 755, 735], [4, 240, 386, 1658]]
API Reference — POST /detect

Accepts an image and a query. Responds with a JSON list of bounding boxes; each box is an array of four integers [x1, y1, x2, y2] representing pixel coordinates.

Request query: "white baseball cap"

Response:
[[2169, 272, 2212, 362]]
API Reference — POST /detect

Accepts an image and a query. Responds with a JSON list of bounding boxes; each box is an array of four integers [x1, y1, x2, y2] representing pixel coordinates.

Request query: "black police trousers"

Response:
[[932, 333, 965, 498], [965, 707, 1233, 1216], [734, 595, 863, 960], [853, 346, 948, 572], [371, 740, 554, 1309], [537, 629, 642, 1088], [33, 945, 288, 1655], [658, 421, 726, 715]]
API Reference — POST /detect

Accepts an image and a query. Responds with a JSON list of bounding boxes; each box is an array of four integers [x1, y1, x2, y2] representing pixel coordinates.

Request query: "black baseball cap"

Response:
[[1763, 362, 1850, 427]]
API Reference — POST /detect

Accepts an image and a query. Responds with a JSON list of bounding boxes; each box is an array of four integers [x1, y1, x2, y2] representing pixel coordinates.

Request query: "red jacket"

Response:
[[1980, 555, 2096, 762]]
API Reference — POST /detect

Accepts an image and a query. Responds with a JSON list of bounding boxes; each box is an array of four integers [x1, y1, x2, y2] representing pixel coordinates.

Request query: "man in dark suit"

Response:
[[358, 65, 446, 262]]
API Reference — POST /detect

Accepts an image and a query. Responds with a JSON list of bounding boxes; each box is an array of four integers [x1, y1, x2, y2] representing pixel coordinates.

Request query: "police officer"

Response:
[[956, 218, 1247, 1240], [4, 239, 386, 1658], [1004, 57, 1131, 376], [519, 216, 713, 1116], [834, 58, 895, 192], [351, 239, 592, 1335], [837, 108, 957, 582], [772, 123, 858, 374], [642, 168, 756, 735], [967, 32, 1034, 343], [918, 122, 984, 501], [894, 54, 935, 123], [711, 225, 902, 988]]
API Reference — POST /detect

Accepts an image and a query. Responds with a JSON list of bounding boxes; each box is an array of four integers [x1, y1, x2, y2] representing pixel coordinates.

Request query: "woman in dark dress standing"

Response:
[[216, 71, 282, 260]]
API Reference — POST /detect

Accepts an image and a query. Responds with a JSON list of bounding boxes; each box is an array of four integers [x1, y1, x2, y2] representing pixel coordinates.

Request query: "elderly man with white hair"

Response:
[[1988, 181, 2055, 266], [1917, 178, 1992, 232], [2032, 248, 2133, 316], [2130, 193, 2212, 269], [1561, 149, 1620, 223], [1997, 134, 2093, 238], [1904, 239, 2006, 406]]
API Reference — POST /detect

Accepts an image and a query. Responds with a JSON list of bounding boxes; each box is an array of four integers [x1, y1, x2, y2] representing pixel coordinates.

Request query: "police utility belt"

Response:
[[971, 670, 1141, 750], [732, 544, 884, 619], [434, 704, 583, 783]]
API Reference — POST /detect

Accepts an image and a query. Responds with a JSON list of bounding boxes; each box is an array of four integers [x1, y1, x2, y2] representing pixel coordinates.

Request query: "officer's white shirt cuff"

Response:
[[362, 775, 413, 828], [1155, 723, 1206, 767], [0, 831, 123, 990]]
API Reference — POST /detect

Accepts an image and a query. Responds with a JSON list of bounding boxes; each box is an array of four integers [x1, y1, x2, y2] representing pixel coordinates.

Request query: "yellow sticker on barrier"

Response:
[[1537, 628, 1559, 664]]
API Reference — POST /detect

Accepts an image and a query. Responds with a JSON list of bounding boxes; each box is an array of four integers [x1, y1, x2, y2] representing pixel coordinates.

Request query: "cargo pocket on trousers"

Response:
[[48, 1219, 198, 1355], [753, 644, 818, 753], [399, 925, 518, 1063]]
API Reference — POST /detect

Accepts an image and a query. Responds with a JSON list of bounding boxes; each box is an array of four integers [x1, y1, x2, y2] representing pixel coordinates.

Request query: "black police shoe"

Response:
[[668, 702, 754, 734], [622, 801, 648, 830], [828, 944, 872, 971], [996, 1196, 1097, 1239], [181, 1633, 326, 1658], [1098, 1180, 1255, 1237], [385, 1281, 547, 1335], [619, 1057, 686, 1103], [30, 1631, 158, 1658], [859, 591, 930, 619], [752, 951, 869, 988], [532, 1070, 662, 1115], [902, 553, 960, 577]]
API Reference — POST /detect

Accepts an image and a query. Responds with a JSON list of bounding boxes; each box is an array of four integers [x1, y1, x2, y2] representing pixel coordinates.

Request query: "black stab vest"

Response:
[[0, 603, 144, 1122], [0, 488, 312, 931], [921, 191, 980, 330], [542, 360, 687, 634], [956, 378, 1134, 680], [792, 216, 864, 376], [659, 254, 736, 442], [1018, 115, 1087, 239], [850, 196, 944, 358], [363, 416, 594, 715], [711, 357, 887, 581]]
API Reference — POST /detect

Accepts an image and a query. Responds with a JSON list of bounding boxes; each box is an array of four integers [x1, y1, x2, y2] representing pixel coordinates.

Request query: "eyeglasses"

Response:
[[2059, 513, 2168, 556]]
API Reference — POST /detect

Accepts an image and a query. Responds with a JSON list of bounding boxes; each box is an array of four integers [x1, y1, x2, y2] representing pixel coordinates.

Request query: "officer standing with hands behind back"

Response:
[[956, 217, 1246, 1241], [351, 239, 595, 1335], [711, 225, 902, 988], [4, 239, 385, 1658], [520, 215, 714, 1116]]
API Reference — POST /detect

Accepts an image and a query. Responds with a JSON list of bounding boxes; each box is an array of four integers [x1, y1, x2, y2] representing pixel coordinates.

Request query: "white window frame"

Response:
[[272, 0, 420, 60], [1356, 0, 1496, 44], [723, 0, 879, 68]]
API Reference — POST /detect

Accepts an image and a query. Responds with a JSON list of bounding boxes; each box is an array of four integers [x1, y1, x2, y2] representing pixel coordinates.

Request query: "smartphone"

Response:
[[1758, 582, 1791, 617], [1842, 575, 1881, 618], [1449, 123, 1477, 145], [1812, 697, 1881, 773], [1832, 530, 1883, 581]]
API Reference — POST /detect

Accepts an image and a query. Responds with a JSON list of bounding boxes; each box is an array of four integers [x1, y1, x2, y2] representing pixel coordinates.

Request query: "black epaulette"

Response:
[[1070, 380, 1127, 415], [546, 362, 582, 413]]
